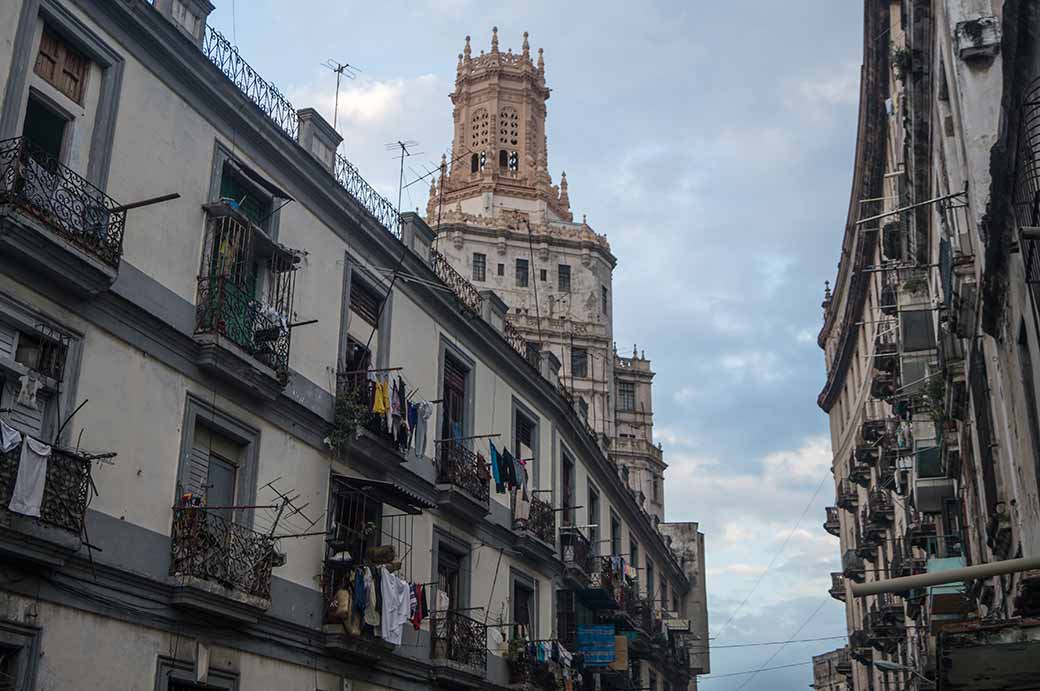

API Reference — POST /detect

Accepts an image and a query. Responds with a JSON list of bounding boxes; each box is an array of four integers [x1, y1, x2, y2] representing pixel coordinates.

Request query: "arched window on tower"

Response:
[[471, 153, 480, 174], [499, 149, 509, 171], [508, 151, 519, 172]]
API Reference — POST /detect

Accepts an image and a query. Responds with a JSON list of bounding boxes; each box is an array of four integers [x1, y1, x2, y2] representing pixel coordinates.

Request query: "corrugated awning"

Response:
[[226, 159, 293, 201], [331, 473, 433, 515]]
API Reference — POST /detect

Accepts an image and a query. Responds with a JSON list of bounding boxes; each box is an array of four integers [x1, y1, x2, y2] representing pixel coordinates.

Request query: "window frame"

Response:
[[472, 252, 487, 282], [177, 394, 261, 529], [338, 254, 393, 371], [515, 258, 529, 288], [587, 482, 600, 556], [208, 143, 285, 238], [0, 619, 41, 691], [433, 527, 472, 611], [558, 264, 571, 292], [570, 347, 589, 379], [155, 656, 239, 691], [512, 398, 540, 485], [617, 381, 636, 412], [1, 0, 125, 189], [510, 568, 538, 639], [437, 339, 476, 449]]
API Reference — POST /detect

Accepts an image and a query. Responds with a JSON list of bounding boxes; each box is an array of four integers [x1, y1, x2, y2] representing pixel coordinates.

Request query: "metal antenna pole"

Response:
[[385, 140, 420, 218], [322, 59, 359, 140]]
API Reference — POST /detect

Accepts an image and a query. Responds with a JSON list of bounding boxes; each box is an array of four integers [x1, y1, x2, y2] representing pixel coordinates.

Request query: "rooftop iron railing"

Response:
[[0, 136, 127, 267], [0, 443, 93, 534], [170, 506, 275, 600]]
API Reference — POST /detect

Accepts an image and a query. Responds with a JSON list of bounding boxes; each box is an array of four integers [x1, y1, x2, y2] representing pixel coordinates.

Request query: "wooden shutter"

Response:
[[0, 322, 16, 362], [350, 279, 382, 327], [2, 380, 45, 438], [34, 29, 88, 104], [187, 446, 211, 496]]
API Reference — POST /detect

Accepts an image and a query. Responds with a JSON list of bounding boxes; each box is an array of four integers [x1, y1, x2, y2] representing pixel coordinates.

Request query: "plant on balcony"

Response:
[[328, 381, 372, 451]]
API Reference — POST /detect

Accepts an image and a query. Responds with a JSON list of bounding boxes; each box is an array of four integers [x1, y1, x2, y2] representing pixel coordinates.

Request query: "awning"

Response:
[[331, 473, 434, 515], [225, 159, 293, 201], [939, 618, 1040, 690]]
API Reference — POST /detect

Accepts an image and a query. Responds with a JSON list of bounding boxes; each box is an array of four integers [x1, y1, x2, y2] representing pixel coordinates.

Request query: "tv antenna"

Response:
[[386, 140, 421, 217], [321, 59, 360, 132]]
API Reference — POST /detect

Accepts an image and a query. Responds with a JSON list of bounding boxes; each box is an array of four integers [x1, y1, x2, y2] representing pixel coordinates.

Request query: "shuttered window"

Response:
[[187, 423, 242, 512], [442, 355, 468, 443], [350, 278, 383, 328], [34, 29, 89, 104]]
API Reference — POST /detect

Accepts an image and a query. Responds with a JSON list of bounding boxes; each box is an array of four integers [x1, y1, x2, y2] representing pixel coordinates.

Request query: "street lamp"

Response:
[[873, 660, 934, 687]]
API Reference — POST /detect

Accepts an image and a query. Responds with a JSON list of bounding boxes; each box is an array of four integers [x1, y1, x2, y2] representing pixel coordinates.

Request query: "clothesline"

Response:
[[433, 433, 502, 444]]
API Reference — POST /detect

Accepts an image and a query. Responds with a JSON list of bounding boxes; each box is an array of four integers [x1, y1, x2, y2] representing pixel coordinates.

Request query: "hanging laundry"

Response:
[[16, 373, 42, 409], [373, 378, 389, 416], [414, 401, 432, 459], [354, 568, 366, 613], [9, 437, 52, 517], [489, 441, 504, 493], [0, 419, 22, 453], [502, 448, 517, 488], [384, 376, 394, 432], [436, 589, 450, 613], [407, 403, 419, 448], [363, 567, 380, 627]]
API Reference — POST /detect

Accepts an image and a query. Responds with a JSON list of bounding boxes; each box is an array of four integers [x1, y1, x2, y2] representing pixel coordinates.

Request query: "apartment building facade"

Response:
[[819, 1, 1040, 689], [0, 2, 707, 690]]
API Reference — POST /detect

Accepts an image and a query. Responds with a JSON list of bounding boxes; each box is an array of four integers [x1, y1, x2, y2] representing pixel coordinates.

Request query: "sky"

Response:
[[207, 1, 864, 688]]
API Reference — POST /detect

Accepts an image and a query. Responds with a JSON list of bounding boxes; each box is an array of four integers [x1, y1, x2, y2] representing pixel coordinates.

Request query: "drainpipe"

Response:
[[850, 555, 1040, 597]]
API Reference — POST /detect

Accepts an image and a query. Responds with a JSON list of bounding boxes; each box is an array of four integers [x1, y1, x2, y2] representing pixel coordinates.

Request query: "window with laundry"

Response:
[[515, 258, 529, 288], [436, 541, 469, 611], [617, 382, 636, 412], [441, 353, 469, 454], [514, 408, 538, 482], [472, 252, 486, 282], [347, 275, 384, 367], [0, 319, 70, 441], [571, 347, 588, 379]]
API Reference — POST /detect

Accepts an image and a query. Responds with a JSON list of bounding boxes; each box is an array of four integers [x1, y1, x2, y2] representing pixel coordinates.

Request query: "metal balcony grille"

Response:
[[170, 506, 275, 600], [436, 442, 490, 505], [561, 527, 592, 574], [525, 494, 556, 546], [0, 444, 92, 533], [430, 610, 487, 673], [0, 136, 127, 267]]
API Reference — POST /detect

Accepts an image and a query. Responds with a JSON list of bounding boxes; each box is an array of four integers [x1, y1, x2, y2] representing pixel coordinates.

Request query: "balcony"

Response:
[[561, 527, 593, 586], [515, 495, 556, 563], [842, 549, 865, 583], [0, 443, 93, 566], [867, 490, 894, 524], [829, 572, 847, 601], [193, 210, 300, 400], [835, 648, 852, 675], [430, 248, 484, 317], [871, 370, 898, 401], [0, 136, 127, 294], [913, 446, 957, 513], [430, 610, 487, 687], [926, 555, 974, 626], [507, 641, 562, 690], [435, 442, 491, 518], [861, 419, 889, 444], [837, 479, 859, 511], [874, 333, 898, 373], [610, 435, 664, 464], [849, 451, 872, 488], [169, 506, 275, 623], [849, 630, 873, 665], [329, 370, 412, 469], [578, 556, 624, 610], [823, 506, 841, 536], [907, 515, 938, 549]]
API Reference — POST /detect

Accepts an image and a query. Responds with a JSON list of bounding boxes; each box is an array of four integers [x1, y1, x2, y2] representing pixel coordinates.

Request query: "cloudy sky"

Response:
[[209, 1, 863, 687]]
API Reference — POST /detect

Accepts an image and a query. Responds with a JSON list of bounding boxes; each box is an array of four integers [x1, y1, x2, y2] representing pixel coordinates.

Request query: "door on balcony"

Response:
[[188, 422, 242, 519], [23, 95, 68, 164], [441, 354, 468, 455], [437, 548, 463, 612]]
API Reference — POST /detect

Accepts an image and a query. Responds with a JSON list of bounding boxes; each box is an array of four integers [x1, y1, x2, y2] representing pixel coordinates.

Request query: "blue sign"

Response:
[[577, 625, 615, 666]]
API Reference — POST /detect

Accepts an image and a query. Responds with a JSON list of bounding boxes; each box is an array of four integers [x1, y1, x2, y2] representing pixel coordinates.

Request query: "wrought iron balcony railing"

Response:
[[170, 506, 275, 601], [824, 506, 841, 536], [561, 527, 593, 575], [436, 442, 490, 505], [0, 136, 127, 267], [829, 572, 847, 601], [331, 370, 399, 449], [0, 443, 92, 534], [842, 549, 865, 583], [194, 214, 298, 381], [523, 494, 556, 546], [837, 479, 859, 510], [430, 610, 487, 674], [430, 248, 484, 316]]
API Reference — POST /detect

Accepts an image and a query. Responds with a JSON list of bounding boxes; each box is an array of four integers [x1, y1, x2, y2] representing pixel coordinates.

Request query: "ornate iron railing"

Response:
[[502, 319, 528, 358], [824, 506, 841, 535], [430, 610, 487, 673], [334, 154, 401, 238], [202, 27, 299, 139], [561, 527, 592, 574], [430, 249, 484, 316], [436, 442, 490, 505], [524, 494, 556, 546], [170, 506, 275, 600], [331, 369, 396, 448], [194, 215, 297, 381], [0, 444, 92, 534], [829, 572, 847, 600], [0, 137, 126, 267]]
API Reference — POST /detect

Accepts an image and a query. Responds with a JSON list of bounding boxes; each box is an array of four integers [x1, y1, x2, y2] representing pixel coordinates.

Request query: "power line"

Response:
[[687, 634, 847, 651], [711, 471, 830, 641], [733, 598, 828, 691], [698, 661, 813, 682]]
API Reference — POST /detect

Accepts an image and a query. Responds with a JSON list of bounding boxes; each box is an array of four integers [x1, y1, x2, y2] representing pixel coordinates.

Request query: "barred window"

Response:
[[618, 382, 635, 411], [516, 259, 529, 287], [472, 253, 486, 282], [558, 265, 571, 292]]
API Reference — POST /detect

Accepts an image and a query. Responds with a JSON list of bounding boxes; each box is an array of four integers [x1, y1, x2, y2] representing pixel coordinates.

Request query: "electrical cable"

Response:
[[697, 661, 813, 681], [685, 634, 847, 651], [711, 471, 830, 641], [733, 598, 828, 691]]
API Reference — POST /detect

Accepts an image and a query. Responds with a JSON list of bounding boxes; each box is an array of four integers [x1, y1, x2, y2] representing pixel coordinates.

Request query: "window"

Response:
[[219, 164, 273, 228], [515, 405, 540, 480], [618, 382, 636, 411], [652, 475, 660, 502], [558, 264, 571, 292], [442, 353, 469, 445], [588, 483, 600, 556], [23, 95, 67, 162], [472, 253, 486, 282], [540, 268, 547, 282], [185, 421, 244, 517], [646, 561, 655, 600], [562, 452, 575, 526], [601, 285, 609, 315], [512, 574, 535, 639], [497, 263, 505, 277], [516, 259, 529, 287], [0, 317, 71, 440], [660, 576, 668, 610], [499, 149, 509, 171], [571, 348, 588, 379], [0, 620, 41, 691], [34, 29, 88, 104], [630, 540, 639, 576], [435, 533, 470, 611], [157, 656, 238, 691], [610, 513, 621, 558], [350, 277, 383, 328]]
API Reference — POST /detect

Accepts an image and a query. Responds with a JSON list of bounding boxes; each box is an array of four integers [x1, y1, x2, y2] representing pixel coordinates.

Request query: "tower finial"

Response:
[[457, 53, 463, 72], [464, 35, 471, 61], [522, 31, 530, 59], [537, 47, 544, 74], [491, 26, 499, 53]]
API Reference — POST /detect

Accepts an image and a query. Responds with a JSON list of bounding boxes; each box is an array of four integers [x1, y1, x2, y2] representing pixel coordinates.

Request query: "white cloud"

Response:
[[795, 62, 861, 106], [717, 349, 790, 385]]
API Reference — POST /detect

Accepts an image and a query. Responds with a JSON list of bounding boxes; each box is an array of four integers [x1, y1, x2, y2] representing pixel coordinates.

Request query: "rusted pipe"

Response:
[[850, 556, 1040, 597]]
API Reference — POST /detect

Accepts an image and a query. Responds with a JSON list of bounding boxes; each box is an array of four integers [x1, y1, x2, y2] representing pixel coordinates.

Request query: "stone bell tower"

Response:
[[428, 27, 571, 224]]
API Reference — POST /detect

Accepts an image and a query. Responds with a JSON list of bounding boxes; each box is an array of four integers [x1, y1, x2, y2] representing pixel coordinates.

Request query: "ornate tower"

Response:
[[428, 28, 572, 225]]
